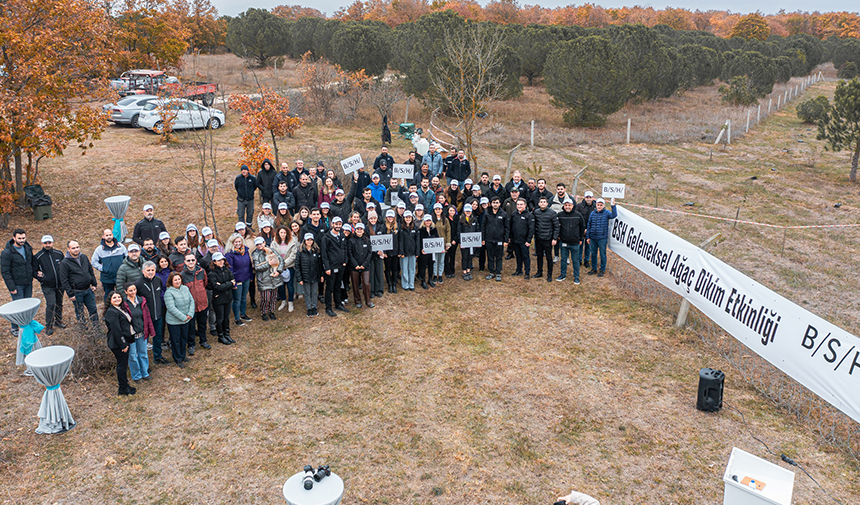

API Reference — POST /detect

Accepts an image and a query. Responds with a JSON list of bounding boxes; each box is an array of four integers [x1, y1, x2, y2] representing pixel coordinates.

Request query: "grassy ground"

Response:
[[0, 66, 858, 504]]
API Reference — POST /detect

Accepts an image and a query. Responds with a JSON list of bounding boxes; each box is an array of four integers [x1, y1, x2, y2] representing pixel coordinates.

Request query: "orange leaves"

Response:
[[229, 88, 303, 169]]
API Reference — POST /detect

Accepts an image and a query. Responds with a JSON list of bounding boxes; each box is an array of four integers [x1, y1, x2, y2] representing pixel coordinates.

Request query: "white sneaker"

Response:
[[147, 342, 153, 350], [288, 301, 294, 312], [278, 300, 287, 311]]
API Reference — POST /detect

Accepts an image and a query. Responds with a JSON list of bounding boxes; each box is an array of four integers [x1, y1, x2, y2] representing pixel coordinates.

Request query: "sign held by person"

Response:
[[340, 154, 364, 175], [460, 232, 482, 249], [392, 164, 413, 179], [602, 183, 626, 199], [423, 238, 445, 254], [371, 234, 393, 252]]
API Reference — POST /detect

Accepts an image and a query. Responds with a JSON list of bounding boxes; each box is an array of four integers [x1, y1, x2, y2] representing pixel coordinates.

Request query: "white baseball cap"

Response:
[[464, 178, 473, 185], [386, 210, 395, 217], [41, 235, 53, 243], [396, 202, 406, 209], [332, 216, 343, 223], [584, 191, 594, 198], [278, 202, 288, 210], [433, 203, 443, 209], [201, 226, 213, 236], [158, 231, 170, 240], [480, 197, 489, 205], [207, 239, 219, 247], [127, 243, 140, 251], [464, 204, 473, 212], [596, 198, 605, 204], [304, 233, 314, 241], [343, 224, 352, 232], [403, 210, 413, 218], [254, 237, 265, 245], [493, 175, 501, 181], [355, 223, 365, 230], [423, 214, 432, 222], [449, 179, 458, 186], [235, 222, 246, 230], [212, 252, 225, 261], [262, 202, 272, 210], [143, 204, 154, 211], [320, 202, 330, 209], [414, 204, 424, 211], [186, 223, 197, 232]]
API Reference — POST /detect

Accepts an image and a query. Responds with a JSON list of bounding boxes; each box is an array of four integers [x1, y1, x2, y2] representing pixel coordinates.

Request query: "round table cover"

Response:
[[283, 472, 344, 505], [105, 195, 131, 242], [0, 298, 43, 366], [24, 345, 76, 434]]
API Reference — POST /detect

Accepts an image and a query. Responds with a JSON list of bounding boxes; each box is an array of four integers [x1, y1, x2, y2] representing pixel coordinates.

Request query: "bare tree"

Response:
[[167, 119, 221, 237], [369, 76, 405, 120], [429, 24, 507, 170]]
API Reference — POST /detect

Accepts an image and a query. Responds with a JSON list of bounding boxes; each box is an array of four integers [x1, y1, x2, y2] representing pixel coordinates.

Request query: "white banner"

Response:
[[609, 206, 860, 424], [392, 163, 413, 179], [340, 154, 364, 175], [371, 233, 393, 252], [460, 232, 482, 249]]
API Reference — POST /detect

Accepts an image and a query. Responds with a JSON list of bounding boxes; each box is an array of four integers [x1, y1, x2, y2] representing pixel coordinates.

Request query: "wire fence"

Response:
[[610, 253, 860, 462]]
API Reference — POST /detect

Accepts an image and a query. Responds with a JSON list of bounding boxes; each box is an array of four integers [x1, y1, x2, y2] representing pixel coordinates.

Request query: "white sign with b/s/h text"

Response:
[[459, 232, 482, 249], [371, 234, 393, 252], [602, 183, 625, 199], [340, 154, 364, 175], [423, 238, 445, 254], [392, 164, 413, 179]]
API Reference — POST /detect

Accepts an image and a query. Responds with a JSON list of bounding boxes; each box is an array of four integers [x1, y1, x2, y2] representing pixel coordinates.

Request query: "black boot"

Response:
[[269, 312, 277, 320], [218, 334, 232, 345], [224, 324, 235, 343], [428, 278, 436, 287], [391, 282, 397, 293]]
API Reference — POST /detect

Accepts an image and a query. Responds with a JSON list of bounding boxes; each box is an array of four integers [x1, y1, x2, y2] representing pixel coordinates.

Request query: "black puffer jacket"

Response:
[[321, 231, 347, 272], [397, 226, 420, 256], [1, 239, 33, 290], [33, 247, 64, 289], [575, 200, 596, 229], [558, 209, 586, 244], [294, 182, 318, 210], [347, 236, 373, 269], [207, 264, 235, 305], [132, 217, 167, 246], [510, 209, 534, 244], [295, 246, 322, 284], [533, 207, 559, 241], [481, 208, 509, 244], [256, 159, 277, 199], [59, 253, 97, 296], [458, 213, 480, 243]]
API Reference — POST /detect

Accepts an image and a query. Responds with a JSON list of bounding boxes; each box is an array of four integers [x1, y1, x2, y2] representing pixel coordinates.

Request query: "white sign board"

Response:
[[392, 164, 413, 180], [390, 191, 402, 207], [602, 183, 625, 199], [459, 232, 482, 249], [423, 237, 445, 254], [340, 154, 364, 175], [371, 234, 393, 252], [609, 206, 860, 424]]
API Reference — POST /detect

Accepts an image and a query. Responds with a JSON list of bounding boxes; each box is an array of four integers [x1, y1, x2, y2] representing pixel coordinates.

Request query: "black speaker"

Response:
[[696, 367, 725, 412]]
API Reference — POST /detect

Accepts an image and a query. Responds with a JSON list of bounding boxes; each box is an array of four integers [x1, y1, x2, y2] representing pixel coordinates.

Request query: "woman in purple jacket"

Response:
[[225, 233, 253, 327]]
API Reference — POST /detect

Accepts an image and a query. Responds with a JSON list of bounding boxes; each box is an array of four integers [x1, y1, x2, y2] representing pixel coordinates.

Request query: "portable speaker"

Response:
[[696, 367, 725, 412]]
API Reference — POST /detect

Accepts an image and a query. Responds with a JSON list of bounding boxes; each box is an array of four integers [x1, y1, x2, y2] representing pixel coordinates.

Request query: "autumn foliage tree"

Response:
[[229, 88, 303, 168], [114, 1, 191, 69], [0, 0, 117, 207], [730, 13, 771, 41]]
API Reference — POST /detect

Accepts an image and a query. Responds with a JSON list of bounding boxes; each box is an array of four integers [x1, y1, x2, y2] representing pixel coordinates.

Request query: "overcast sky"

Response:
[[211, 0, 858, 18]]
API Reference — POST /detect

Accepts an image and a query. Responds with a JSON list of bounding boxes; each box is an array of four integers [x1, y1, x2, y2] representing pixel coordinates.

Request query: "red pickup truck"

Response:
[[110, 69, 218, 106]]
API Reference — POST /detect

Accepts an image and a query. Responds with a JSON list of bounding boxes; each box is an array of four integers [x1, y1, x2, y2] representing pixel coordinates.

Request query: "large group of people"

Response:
[[1, 145, 617, 397]]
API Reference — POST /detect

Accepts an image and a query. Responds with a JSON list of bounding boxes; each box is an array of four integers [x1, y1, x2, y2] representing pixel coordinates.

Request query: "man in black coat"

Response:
[[447, 150, 471, 190], [321, 217, 348, 317], [481, 197, 509, 282], [528, 178, 553, 212], [1, 228, 34, 336], [509, 199, 534, 278], [557, 197, 586, 284], [532, 197, 559, 282], [293, 173, 319, 210], [33, 235, 66, 335], [135, 261, 168, 364], [58, 240, 98, 323], [373, 146, 395, 173], [575, 191, 597, 268], [287, 159, 309, 191], [256, 158, 277, 208], [235, 165, 257, 229], [132, 204, 168, 246]]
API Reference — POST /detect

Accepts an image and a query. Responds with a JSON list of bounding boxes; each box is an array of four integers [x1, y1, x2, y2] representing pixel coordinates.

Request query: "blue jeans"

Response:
[[73, 289, 99, 323], [400, 256, 416, 289], [127, 336, 150, 380], [10, 283, 32, 331], [232, 279, 250, 319], [559, 242, 581, 280], [433, 252, 445, 276], [152, 317, 165, 360], [589, 238, 608, 273]]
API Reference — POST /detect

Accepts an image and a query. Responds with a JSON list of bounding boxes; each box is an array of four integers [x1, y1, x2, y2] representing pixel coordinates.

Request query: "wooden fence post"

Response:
[[627, 118, 631, 144]]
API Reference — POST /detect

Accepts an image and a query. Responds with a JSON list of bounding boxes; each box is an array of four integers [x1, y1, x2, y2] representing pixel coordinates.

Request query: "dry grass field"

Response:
[[0, 58, 858, 504]]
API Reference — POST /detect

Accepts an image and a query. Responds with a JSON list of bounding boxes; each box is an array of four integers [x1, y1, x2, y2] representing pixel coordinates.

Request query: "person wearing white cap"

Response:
[[417, 214, 439, 289], [458, 203, 480, 280], [295, 231, 323, 317], [397, 210, 419, 290], [446, 179, 465, 213], [116, 242, 144, 287], [185, 223, 201, 252], [585, 197, 616, 277], [156, 231, 173, 257], [251, 235, 284, 321], [430, 203, 449, 284], [488, 174, 506, 202], [257, 202, 276, 231], [321, 216, 349, 317], [462, 177, 474, 196], [132, 204, 168, 246], [197, 227, 223, 256], [382, 208, 400, 293], [575, 191, 596, 268], [368, 172, 386, 203], [33, 234, 66, 335], [198, 237, 223, 335], [556, 197, 586, 284], [347, 222, 374, 308]]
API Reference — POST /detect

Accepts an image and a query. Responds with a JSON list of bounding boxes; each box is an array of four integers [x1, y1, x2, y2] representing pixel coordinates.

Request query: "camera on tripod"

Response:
[[301, 464, 331, 490]]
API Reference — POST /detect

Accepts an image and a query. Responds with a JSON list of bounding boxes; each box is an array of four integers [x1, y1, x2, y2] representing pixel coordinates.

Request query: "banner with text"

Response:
[[609, 206, 860, 424], [371, 234, 394, 252]]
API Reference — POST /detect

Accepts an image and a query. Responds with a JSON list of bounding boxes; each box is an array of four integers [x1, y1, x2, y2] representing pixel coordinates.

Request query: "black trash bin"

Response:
[[24, 185, 52, 220]]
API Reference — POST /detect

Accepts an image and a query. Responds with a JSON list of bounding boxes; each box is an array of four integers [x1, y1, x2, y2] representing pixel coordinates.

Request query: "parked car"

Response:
[[102, 94, 159, 127], [110, 69, 217, 106], [137, 99, 225, 133]]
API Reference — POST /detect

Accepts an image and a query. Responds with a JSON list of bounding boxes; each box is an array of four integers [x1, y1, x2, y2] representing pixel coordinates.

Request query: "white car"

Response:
[[137, 99, 225, 133]]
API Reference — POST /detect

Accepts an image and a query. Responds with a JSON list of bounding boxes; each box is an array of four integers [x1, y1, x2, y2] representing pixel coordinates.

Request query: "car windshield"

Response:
[[118, 96, 138, 106]]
